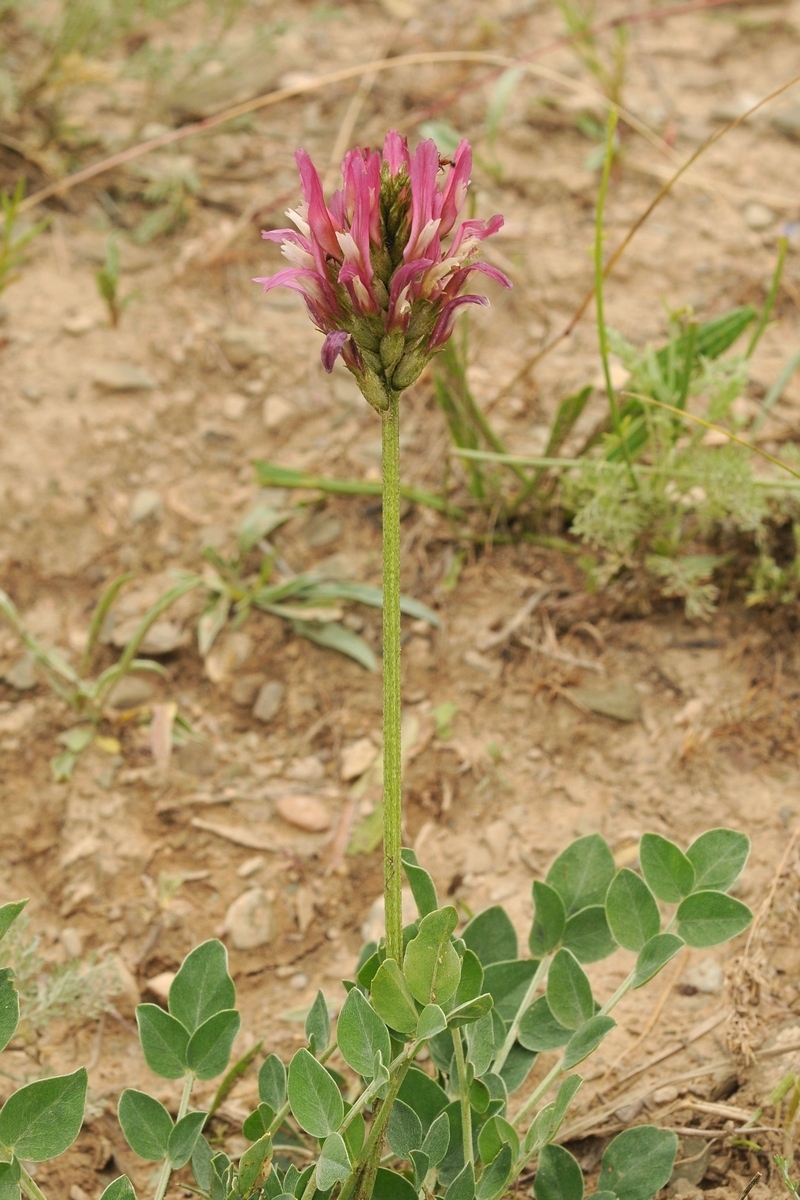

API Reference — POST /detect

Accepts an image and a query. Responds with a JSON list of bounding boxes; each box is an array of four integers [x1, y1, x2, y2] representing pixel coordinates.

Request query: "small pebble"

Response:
[[237, 855, 265, 878], [205, 632, 253, 683], [60, 927, 84, 958], [275, 794, 331, 833], [130, 489, 162, 524], [262, 395, 293, 429], [222, 392, 248, 419], [145, 971, 176, 1002], [652, 1085, 680, 1104], [62, 312, 96, 336], [341, 737, 378, 781], [3, 653, 38, 690], [91, 362, 157, 392], [244, 379, 265, 395], [290, 972, 308, 990], [224, 887, 274, 949], [743, 201, 775, 230], [253, 680, 285, 723], [231, 672, 266, 707], [681, 958, 724, 995]]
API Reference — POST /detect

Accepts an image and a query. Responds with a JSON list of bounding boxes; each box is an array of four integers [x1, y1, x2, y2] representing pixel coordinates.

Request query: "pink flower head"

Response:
[[254, 131, 510, 410]]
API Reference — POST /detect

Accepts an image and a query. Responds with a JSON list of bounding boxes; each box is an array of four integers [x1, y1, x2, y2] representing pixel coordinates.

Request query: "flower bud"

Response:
[[391, 346, 429, 391], [380, 330, 405, 372]]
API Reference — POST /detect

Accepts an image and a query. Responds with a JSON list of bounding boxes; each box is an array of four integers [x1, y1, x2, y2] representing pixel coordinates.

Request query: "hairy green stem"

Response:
[[451, 1028, 474, 1167], [19, 1168, 49, 1200], [492, 955, 550, 1074], [382, 392, 403, 964], [153, 1073, 194, 1200], [351, 1059, 412, 1200], [595, 109, 637, 491]]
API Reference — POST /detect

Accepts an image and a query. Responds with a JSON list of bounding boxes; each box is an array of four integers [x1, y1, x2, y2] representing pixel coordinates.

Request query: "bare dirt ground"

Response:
[[2, 0, 800, 1196]]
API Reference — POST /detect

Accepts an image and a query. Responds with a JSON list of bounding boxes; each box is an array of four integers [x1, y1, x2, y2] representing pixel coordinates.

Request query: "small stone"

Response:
[[286, 756, 326, 782], [60, 927, 84, 958], [253, 680, 284, 723], [222, 392, 248, 419], [275, 794, 332, 833], [237, 855, 265, 877], [230, 672, 266, 707], [3, 652, 38, 690], [262, 394, 293, 430], [304, 510, 342, 548], [224, 887, 273, 949], [743, 202, 775, 230], [107, 674, 156, 708], [652, 1085, 680, 1104], [244, 379, 265, 395], [681, 958, 724, 995], [568, 682, 641, 722], [613, 1099, 644, 1123], [290, 972, 308, 990], [22, 384, 42, 402], [130, 488, 162, 524], [221, 325, 271, 367], [341, 737, 378, 781], [91, 362, 157, 391], [137, 621, 185, 655], [145, 971, 176, 1002], [205, 632, 253, 683], [61, 312, 96, 336], [69, 1185, 90, 1200]]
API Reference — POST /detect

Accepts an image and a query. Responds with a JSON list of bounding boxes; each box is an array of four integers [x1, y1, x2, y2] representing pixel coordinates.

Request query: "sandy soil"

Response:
[[2, 0, 800, 1196]]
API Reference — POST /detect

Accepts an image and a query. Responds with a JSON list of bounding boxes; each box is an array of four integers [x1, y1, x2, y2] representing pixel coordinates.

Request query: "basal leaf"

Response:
[[258, 1054, 287, 1110], [404, 907, 461, 1006], [0, 973, 19, 1054], [639, 835, 694, 904], [562, 906, 616, 963], [518, 996, 571, 1052], [546, 835, 615, 916], [337, 987, 392, 1079], [676, 891, 752, 948], [370, 959, 419, 1035], [686, 829, 750, 893], [317, 1132, 351, 1192], [632, 934, 684, 989], [287, 1048, 343, 1138], [605, 870, 660, 953], [563, 1016, 616, 1069], [169, 940, 236, 1034], [0, 1068, 87, 1161], [598, 1127, 678, 1200], [535, 1144, 584, 1200], [546, 950, 593, 1031], [530, 882, 566, 957], [387, 1098, 423, 1159], [305, 989, 330, 1056], [462, 907, 518, 967], [118, 1089, 172, 1162], [186, 1009, 241, 1080], [168, 1111, 206, 1169], [136, 1004, 189, 1080], [401, 848, 439, 917]]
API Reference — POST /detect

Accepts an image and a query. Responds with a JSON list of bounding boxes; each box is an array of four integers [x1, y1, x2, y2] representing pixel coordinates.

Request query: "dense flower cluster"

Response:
[[254, 131, 510, 411]]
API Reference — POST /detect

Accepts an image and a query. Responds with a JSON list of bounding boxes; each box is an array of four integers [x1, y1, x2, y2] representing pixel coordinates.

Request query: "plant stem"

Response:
[[382, 391, 403, 965], [153, 1073, 194, 1200], [351, 1059, 412, 1200], [493, 955, 550, 1074], [451, 1028, 474, 1167], [595, 109, 637, 491], [19, 1168, 49, 1200]]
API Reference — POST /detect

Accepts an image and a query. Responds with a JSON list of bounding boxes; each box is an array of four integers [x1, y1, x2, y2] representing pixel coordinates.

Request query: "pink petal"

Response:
[[449, 214, 505, 256], [321, 330, 350, 372], [405, 139, 441, 260], [383, 130, 411, 175], [428, 294, 488, 351], [295, 148, 342, 260], [438, 140, 472, 237], [387, 258, 433, 328]]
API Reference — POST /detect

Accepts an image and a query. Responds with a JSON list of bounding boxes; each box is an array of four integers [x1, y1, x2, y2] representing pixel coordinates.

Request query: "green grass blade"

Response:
[[81, 573, 134, 675], [253, 462, 466, 519]]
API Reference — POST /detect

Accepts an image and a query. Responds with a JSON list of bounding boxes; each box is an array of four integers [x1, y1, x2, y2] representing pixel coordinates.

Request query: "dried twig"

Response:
[[739, 1174, 762, 1200]]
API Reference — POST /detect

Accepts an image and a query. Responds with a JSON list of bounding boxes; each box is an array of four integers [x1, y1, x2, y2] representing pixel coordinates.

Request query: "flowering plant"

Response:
[[255, 132, 510, 411]]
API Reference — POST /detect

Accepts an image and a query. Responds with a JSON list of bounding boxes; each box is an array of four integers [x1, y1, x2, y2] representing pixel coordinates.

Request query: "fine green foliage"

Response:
[[0, 181, 50, 295], [195, 503, 439, 671], [95, 238, 135, 327], [0, 828, 753, 1200], [0, 576, 198, 780]]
